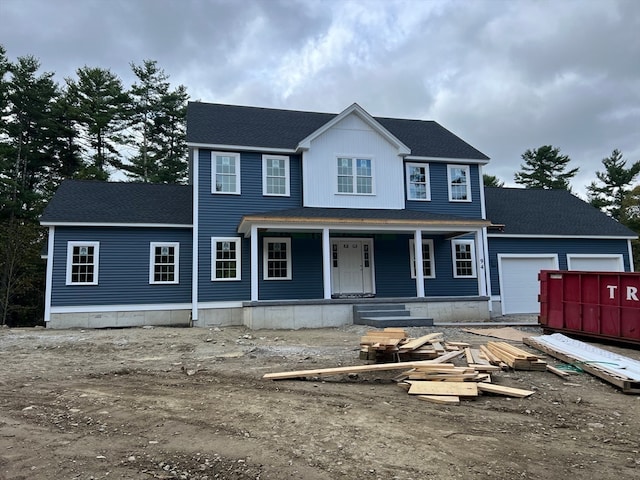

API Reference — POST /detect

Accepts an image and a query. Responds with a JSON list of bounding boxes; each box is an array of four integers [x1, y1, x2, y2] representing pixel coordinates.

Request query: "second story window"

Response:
[[262, 155, 290, 196], [212, 152, 240, 194], [447, 164, 471, 202], [337, 157, 373, 194], [406, 163, 430, 201]]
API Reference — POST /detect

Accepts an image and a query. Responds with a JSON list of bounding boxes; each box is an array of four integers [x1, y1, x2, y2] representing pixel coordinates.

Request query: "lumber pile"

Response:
[[485, 341, 547, 371], [359, 329, 465, 361]]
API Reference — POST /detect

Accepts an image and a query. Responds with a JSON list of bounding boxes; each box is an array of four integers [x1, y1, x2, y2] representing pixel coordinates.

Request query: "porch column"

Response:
[[475, 229, 488, 297], [250, 225, 258, 302], [322, 228, 332, 299], [414, 229, 425, 297]]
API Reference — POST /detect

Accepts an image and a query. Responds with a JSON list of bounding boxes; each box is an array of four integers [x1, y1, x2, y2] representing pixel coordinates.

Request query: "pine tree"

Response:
[[65, 66, 130, 180], [586, 149, 640, 221], [514, 145, 579, 190], [483, 174, 504, 188]]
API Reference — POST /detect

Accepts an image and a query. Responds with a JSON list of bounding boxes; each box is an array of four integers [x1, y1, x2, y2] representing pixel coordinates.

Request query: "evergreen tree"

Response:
[[514, 145, 579, 190], [619, 185, 640, 271], [65, 66, 130, 180], [483, 174, 504, 188], [124, 60, 188, 183], [586, 149, 640, 221]]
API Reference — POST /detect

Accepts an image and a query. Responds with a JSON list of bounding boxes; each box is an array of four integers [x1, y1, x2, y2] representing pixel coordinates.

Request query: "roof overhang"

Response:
[[187, 142, 297, 154], [405, 155, 490, 165], [40, 222, 193, 228]]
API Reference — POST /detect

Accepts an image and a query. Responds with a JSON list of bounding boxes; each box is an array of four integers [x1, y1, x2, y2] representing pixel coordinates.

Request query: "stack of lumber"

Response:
[[485, 341, 547, 371], [359, 329, 463, 361]]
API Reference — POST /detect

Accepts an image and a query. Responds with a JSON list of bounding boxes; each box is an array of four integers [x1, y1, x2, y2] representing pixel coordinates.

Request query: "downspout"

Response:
[[191, 148, 199, 324]]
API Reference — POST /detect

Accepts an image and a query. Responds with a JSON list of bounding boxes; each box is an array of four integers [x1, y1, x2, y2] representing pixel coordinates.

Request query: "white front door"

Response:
[[331, 239, 374, 295]]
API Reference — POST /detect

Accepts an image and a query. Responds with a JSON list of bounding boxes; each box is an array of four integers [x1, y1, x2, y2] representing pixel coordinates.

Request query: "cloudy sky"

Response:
[[2, 0, 639, 197]]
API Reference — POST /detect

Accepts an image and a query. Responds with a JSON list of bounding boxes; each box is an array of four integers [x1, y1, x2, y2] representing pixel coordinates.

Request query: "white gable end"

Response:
[[302, 112, 406, 209]]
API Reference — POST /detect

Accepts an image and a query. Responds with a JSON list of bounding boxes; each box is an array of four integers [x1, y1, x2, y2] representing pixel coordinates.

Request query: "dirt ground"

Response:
[[0, 323, 639, 480]]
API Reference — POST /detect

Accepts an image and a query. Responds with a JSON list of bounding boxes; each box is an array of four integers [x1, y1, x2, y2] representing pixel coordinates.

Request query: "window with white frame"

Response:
[[263, 237, 291, 280], [409, 239, 435, 278], [262, 154, 290, 196], [447, 165, 471, 201], [452, 239, 476, 278], [212, 152, 240, 194], [212, 237, 241, 281], [337, 157, 373, 194], [66, 241, 99, 285], [149, 242, 179, 284], [406, 163, 430, 201]]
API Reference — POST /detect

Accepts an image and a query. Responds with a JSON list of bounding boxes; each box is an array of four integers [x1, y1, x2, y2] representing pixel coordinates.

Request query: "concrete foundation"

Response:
[[48, 308, 191, 329]]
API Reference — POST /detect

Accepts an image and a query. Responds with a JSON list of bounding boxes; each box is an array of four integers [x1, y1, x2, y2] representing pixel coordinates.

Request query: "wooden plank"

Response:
[[264, 356, 459, 380], [546, 364, 570, 378], [417, 395, 460, 405], [408, 381, 479, 396], [470, 348, 491, 365], [464, 347, 475, 364], [468, 364, 502, 372], [399, 333, 444, 351], [477, 383, 535, 398]]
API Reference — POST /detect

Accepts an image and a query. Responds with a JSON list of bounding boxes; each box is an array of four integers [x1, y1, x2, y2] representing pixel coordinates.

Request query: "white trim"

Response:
[[297, 103, 411, 155], [66, 241, 100, 285], [187, 142, 295, 154], [478, 165, 487, 219], [239, 221, 489, 236], [335, 155, 375, 196], [566, 253, 624, 271], [409, 238, 435, 279], [251, 226, 258, 301], [41, 222, 192, 228], [447, 164, 472, 202], [488, 233, 637, 240], [211, 151, 241, 195], [197, 301, 244, 309], [629, 240, 635, 272], [405, 162, 431, 201], [262, 154, 290, 196], [44, 226, 55, 322], [451, 239, 477, 278], [263, 237, 292, 280], [497, 253, 559, 315], [211, 237, 242, 281], [192, 147, 199, 321], [322, 228, 331, 299], [406, 155, 489, 165], [51, 303, 192, 314], [149, 242, 180, 284]]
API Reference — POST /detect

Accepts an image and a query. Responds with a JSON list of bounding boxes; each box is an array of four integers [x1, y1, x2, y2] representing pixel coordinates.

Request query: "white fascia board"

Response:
[[50, 303, 193, 314], [405, 155, 489, 165], [40, 222, 193, 228], [187, 142, 296, 154], [297, 103, 411, 155], [487, 233, 637, 240]]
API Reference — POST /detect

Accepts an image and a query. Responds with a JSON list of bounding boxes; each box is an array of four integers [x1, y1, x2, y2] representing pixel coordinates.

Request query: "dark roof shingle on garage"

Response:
[[40, 180, 192, 225], [186, 102, 490, 160], [484, 187, 637, 237]]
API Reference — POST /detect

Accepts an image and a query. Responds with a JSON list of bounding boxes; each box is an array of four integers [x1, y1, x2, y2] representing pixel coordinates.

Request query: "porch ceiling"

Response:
[[238, 207, 495, 236]]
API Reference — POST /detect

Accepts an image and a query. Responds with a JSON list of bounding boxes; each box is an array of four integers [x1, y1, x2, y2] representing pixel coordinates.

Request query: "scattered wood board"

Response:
[[408, 381, 479, 397], [462, 327, 534, 342], [477, 383, 535, 398], [417, 395, 461, 405]]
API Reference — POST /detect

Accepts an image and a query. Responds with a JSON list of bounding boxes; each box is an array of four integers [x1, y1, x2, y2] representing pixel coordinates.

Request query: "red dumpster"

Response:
[[539, 270, 640, 345]]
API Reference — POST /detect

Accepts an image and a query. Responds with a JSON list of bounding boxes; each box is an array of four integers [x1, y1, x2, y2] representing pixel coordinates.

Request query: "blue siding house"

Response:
[[40, 102, 637, 328]]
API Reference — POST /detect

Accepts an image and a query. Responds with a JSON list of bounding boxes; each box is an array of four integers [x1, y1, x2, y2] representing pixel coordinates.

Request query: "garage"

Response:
[[498, 255, 558, 315], [567, 254, 624, 272]]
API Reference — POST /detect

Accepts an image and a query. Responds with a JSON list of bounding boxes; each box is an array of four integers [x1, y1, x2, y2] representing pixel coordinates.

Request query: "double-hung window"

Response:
[[452, 239, 476, 278], [149, 242, 179, 284], [212, 152, 240, 194], [212, 237, 241, 281], [263, 237, 291, 280], [447, 164, 471, 202], [337, 157, 373, 194], [406, 163, 430, 201], [66, 241, 99, 285], [262, 155, 290, 196], [409, 239, 435, 278]]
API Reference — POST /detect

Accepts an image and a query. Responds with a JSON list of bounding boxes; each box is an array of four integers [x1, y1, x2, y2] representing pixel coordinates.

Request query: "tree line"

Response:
[[0, 45, 188, 326], [483, 145, 640, 270]]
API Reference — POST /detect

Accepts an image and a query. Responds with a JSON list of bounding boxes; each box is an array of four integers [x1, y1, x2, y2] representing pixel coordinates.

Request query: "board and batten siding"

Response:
[[197, 149, 303, 302], [51, 226, 192, 307], [405, 163, 483, 218], [487, 237, 632, 296], [302, 113, 405, 209]]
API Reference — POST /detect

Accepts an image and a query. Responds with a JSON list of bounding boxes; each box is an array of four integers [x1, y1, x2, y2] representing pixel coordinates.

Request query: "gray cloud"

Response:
[[2, 0, 639, 196]]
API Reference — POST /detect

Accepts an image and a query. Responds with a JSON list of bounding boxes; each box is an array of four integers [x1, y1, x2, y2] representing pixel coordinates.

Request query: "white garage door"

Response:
[[499, 255, 558, 315], [567, 255, 624, 272]]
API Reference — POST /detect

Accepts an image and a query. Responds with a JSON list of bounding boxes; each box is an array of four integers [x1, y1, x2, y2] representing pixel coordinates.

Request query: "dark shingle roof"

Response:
[[484, 187, 637, 237], [40, 180, 192, 225], [186, 102, 489, 160]]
